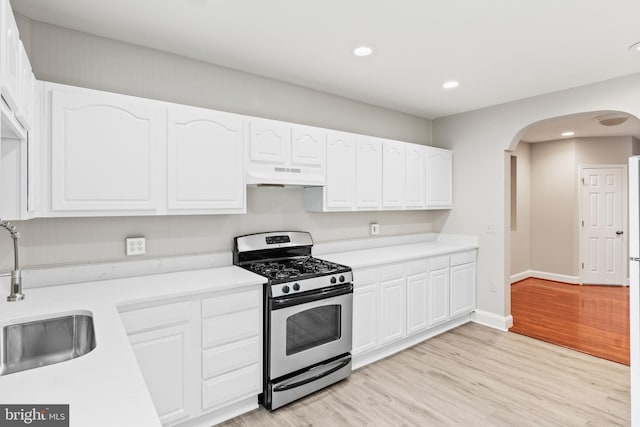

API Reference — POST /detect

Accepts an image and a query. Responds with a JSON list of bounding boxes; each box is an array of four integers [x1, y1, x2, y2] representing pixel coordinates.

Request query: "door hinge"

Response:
[[582, 262, 584, 269], [582, 220, 584, 227], [581, 177, 585, 185]]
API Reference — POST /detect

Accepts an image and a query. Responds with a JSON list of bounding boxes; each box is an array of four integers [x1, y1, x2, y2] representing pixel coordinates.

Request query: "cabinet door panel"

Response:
[[51, 90, 163, 212], [428, 268, 450, 325], [382, 140, 404, 208], [405, 144, 426, 208], [406, 273, 428, 335], [450, 263, 476, 317], [426, 147, 453, 207], [353, 282, 377, 355], [379, 278, 405, 345], [326, 132, 356, 208], [129, 324, 192, 425], [168, 106, 244, 211], [15, 43, 33, 129], [248, 118, 289, 165], [1, 0, 20, 111], [202, 364, 261, 411], [356, 136, 382, 209], [291, 125, 325, 168]]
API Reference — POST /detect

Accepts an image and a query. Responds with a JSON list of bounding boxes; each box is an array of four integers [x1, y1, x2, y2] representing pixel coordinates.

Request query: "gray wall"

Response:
[[510, 136, 636, 280], [0, 17, 434, 271], [529, 136, 635, 278], [433, 73, 640, 318], [509, 142, 531, 276]]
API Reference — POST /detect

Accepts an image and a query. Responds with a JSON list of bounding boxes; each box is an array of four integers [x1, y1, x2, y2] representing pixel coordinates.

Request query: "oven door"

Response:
[[269, 283, 353, 379]]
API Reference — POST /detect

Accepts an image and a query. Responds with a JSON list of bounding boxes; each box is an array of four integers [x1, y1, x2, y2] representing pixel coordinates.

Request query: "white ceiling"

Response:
[[11, 0, 640, 119], [522, 111, 640, 143]]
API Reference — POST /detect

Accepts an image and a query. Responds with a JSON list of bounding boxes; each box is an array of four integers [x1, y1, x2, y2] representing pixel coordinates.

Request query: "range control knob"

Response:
[[339, 275, 345, 283], [282, 285, 290, 294], [330, 277, 337, 284], [293, 283, 300, 291]]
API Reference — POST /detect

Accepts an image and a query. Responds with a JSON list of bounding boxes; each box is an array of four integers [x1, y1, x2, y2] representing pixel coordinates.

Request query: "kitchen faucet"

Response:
[[1, 219, 24, 301]]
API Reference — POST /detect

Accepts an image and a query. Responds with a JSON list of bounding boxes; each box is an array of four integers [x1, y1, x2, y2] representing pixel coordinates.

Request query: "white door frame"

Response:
[[577, 164, 628, 285]]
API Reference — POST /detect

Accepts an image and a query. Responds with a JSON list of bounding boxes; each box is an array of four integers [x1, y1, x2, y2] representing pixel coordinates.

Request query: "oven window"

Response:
[[286, 305, 341, 356]]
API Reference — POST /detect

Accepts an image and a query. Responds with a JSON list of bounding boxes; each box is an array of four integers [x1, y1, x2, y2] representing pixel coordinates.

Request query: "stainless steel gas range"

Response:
[[233, 231, 353, 410]]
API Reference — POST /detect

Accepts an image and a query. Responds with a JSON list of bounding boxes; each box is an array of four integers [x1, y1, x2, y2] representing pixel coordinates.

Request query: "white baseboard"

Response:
[[510, 269, 580, 285], [510, 270, 532, 283], [472, 310, 513, 332]]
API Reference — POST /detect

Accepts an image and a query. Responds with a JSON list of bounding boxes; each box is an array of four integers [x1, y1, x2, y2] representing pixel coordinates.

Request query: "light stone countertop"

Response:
[[318, 238, 478, 269], [0, 266, 265, 427]]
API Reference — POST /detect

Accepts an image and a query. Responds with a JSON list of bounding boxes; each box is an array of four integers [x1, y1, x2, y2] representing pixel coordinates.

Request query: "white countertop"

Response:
[[319, 239, 478, 269], [0, 266, 264, 427]]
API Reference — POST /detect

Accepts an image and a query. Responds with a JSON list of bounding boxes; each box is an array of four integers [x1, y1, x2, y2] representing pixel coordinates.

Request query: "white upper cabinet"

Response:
[[50, 87, 164, 213], [248, 118, 289, 166], [426, 147, 453, 207], [15, 41, 34, 130], [247, 118, 325, 186], [291, 125, 325, 169], [0, 0, 20, 112], [382, 140, 405, 208], [325, 131, 356, 209], [167, 105, 245, 212], [355, 136, 382, 209], [405, 143, 426, 208]]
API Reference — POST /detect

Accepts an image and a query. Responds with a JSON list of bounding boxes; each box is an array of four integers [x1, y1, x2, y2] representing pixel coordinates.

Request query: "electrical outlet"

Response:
[[370, 223, 380, 236], [486, 223, 497, 234], [126, 237, 146, 256]]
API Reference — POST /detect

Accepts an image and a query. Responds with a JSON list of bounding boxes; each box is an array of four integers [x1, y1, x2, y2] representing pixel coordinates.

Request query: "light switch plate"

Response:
[[126, 237, 146, 256], [370, 223, 380, 236]]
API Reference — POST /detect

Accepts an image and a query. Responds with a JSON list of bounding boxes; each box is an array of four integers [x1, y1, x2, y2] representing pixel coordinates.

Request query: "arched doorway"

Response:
[[504, 109, 640, 425]]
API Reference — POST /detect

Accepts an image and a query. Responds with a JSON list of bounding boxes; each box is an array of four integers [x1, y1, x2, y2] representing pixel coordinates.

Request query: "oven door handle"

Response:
[[271, 283, 353, 309], [272, 356, 352, 392]]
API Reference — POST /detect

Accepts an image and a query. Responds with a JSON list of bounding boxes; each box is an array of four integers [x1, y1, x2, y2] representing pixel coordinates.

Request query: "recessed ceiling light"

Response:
[[442, 81, 459, 89], [596, 113, 629, 126], [629, 41, 640, 52], [353, 46, 373, 57], [561, 131, 575, 137]]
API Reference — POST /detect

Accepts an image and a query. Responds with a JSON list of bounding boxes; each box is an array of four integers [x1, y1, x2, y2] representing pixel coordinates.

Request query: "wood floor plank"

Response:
[[219, 323, 629, 426], [510, 278, 630, 365]]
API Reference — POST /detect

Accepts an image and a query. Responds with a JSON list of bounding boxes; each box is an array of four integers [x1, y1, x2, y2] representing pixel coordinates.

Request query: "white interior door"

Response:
[[581, 166, 626, 285]]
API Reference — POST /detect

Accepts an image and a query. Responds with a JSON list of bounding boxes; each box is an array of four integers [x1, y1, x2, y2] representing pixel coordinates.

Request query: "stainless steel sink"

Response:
[[1, 313, 96, 376]]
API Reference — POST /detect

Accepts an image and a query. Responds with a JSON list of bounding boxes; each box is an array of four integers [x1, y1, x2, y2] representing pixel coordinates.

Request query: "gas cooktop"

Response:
[[245, 256, 350, 284]]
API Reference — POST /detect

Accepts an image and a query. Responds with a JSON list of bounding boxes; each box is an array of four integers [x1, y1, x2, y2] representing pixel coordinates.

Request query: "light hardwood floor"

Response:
[[220, 323, 629, 426]]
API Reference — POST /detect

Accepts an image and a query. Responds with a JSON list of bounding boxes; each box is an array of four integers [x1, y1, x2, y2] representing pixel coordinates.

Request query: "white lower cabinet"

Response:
[[121, 301, 197, 425], [378, 264, 406, 345], [119, 286, 262, 427], [450, 252, 477, 318], [428, 262, 450, 325], [128, 321, 196, 425], [406, 259, 429, 335], [352, 268, 378, 355], [351, 250, 476, 365]]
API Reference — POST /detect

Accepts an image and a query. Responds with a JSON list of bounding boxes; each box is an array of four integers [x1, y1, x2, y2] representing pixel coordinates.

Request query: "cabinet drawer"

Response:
[[202, 364, 261, 411], [202, 336, 260, 380], [429, 256, 449, 271], [353, 267, 377, 287], [450, 251, 476, 267], [120, 301, 191, 334], [202, 308, 260, 349], [379, 264, 404, 282], [406, 259, 428, 276], [202, 288, 260, 318]]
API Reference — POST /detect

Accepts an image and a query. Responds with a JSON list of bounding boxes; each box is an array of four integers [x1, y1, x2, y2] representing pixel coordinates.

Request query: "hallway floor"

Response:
[[510, 277, 630, 365]]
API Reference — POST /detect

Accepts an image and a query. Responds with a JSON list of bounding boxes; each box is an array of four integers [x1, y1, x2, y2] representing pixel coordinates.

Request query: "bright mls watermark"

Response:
[[0, 405, 68, 426]]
